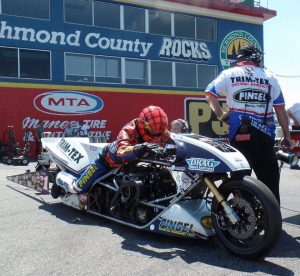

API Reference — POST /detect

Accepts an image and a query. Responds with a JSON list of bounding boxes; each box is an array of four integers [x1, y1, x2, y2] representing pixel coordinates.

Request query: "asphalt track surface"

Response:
[[0, 162, 299, 275]]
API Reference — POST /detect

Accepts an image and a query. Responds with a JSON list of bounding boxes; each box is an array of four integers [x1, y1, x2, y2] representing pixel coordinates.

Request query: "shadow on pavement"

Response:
[[112, 225, 297, 276], [281, 207, 300, 227], [7, 185, 298, 276]]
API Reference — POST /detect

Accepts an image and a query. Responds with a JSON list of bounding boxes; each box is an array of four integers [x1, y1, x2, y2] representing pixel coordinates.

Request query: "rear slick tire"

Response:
[[211, 176, 282, 259]]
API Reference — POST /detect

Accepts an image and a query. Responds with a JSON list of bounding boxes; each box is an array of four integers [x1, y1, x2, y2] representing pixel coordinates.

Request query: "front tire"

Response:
[[6, 158, 13, 165], [22, 158, 29, 166], [212, 176, 281, 259]]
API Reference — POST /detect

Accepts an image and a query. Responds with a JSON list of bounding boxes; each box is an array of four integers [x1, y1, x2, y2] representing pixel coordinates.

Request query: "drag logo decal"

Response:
[[186, 158, 220, 172], [58, 138, 84, 164], [34, 91, 104, 116], [233, 89, 268, 103], [220, 30, 262, 69], [159, 218, 195, 237]]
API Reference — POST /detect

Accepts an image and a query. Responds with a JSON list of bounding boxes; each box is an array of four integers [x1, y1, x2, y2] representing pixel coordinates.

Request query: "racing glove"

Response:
[[133, 142, 164, 157]]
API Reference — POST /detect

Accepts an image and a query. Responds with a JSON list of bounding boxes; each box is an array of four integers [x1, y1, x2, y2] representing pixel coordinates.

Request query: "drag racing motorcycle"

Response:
[[18, 133, 282, 259]]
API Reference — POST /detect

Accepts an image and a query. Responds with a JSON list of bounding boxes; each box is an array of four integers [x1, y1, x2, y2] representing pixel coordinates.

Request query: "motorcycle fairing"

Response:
[[41, 137, 108, 175], [171, 133, 250, 173], [146, 199, 214, 239]]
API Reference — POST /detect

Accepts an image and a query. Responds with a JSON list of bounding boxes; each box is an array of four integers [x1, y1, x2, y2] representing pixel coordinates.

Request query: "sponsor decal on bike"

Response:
[[77, 165, 98, 188], [171, 165, 186, 171], [159, 218, 195, 237], [186, 158, 220, 172], [58, 138, 84, 164], [89, 145, 98, 152]]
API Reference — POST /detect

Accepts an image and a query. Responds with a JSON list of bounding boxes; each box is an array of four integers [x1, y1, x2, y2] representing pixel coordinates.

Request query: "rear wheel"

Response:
[[212, 176, 281, 259], [6, 158, 13, 165], [22, 158, 29, 166], [1, 157, 7, 164]]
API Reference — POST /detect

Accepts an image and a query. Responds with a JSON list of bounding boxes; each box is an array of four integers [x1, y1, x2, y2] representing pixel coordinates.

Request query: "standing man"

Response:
[[205, 45, 291, 204], [63, 122, 74, 137], [35, 121, 44, 159], [171, 119, 191, 134], [80, 121, 90, 137], [287, 102, 300, 130]]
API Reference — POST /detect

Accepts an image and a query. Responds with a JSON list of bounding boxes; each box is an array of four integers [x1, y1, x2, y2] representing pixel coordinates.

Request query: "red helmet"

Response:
[[138, 106, 168, 141]]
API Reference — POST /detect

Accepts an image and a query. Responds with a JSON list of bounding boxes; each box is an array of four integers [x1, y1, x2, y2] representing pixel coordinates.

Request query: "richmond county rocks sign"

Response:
[[0, 21, 211, 61]]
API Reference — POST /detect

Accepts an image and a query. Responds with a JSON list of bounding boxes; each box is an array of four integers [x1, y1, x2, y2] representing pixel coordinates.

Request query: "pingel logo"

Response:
[[34, 91, 104, 115]]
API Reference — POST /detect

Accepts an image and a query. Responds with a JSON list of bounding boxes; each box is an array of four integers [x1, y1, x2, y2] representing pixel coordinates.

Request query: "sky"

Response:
[[263, 0, 300, 107]]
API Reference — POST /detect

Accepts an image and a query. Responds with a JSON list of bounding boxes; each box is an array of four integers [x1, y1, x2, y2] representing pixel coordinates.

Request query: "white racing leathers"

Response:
[[206, 62, 285, 140]]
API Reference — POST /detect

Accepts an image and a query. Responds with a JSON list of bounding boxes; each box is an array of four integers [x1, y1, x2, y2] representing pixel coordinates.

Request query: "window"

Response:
[[95, 56, 121, 83], [196, 17, 216, 41], [176, 63, 197, 87], [65, 53, 93, 82], [1, 0, 49, 19], [20, 49, 50, 79], [151, 61, 172, 86], [0, 47, 50, 79], [174, 14, 195, 39], [94, 1, 120, 29], [65, 0, 92, 25], [149, 10, 171, 36], [125, 59, 147, 85], [0, 47, 18, 77], [197, 65, 217, 89], [124, 6, 145, 32]]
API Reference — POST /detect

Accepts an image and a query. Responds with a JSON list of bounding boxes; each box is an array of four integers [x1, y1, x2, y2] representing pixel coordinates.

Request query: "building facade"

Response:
[[0, 0, 276, 155]]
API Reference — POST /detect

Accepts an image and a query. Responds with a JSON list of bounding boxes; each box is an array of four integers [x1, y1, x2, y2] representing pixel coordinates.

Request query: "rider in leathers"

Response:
[[55, 106, 170, 195]]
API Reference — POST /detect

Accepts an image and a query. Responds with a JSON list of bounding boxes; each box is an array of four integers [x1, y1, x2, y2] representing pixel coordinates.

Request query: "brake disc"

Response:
[[227, 197, 257, 240]]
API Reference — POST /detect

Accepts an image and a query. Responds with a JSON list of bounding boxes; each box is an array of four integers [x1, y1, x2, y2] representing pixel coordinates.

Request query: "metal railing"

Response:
[[224, 0, 269, 9]]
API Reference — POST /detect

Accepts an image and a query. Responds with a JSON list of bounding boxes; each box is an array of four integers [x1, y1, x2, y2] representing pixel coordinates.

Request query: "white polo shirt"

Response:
[[205, 61, 285, 140], [288, 103, 300, 126]]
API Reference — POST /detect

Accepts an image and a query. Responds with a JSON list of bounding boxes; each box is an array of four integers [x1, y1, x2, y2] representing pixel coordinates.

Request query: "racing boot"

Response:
[[55, 172, 81, 194]]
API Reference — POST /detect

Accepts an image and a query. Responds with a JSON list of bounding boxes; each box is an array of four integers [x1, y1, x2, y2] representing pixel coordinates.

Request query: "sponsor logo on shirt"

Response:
[[233, 89, 269, 103]]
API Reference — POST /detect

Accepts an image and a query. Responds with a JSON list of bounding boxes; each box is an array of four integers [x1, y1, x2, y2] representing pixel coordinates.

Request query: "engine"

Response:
[[118, 162, 177, 200], [88, 161, 177, 225]]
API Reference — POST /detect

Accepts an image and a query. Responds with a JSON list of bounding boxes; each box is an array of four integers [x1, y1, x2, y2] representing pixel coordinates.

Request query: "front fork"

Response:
[[203, 176, 240, 224]]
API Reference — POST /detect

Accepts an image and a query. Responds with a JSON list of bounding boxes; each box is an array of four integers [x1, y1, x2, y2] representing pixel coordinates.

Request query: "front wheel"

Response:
[[6, 158, 13, 165], [212, 176, 282, 259]]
